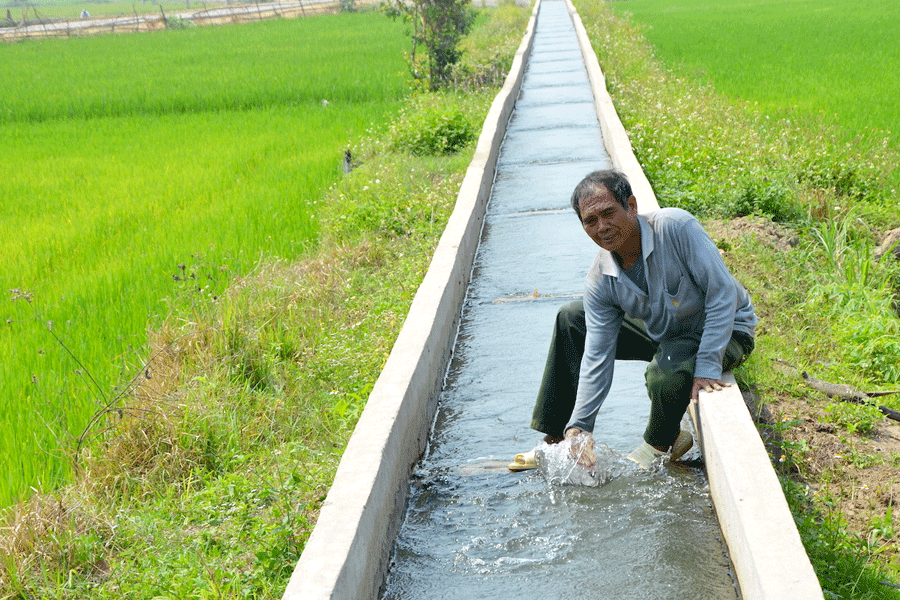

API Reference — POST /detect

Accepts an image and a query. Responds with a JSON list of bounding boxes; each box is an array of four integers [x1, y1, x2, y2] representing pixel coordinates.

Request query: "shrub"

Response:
[[164, 15, 194, 29], [797, 156, 878, 201], [727, 178, 804, 223], [388, 92, 478, 155]]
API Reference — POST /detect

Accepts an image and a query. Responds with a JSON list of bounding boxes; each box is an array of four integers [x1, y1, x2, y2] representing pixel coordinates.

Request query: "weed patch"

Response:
[[387, 92, 482, 155]]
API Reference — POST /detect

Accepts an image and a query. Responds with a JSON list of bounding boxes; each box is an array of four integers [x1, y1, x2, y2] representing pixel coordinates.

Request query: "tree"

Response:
[[384, 0, 475, 91]]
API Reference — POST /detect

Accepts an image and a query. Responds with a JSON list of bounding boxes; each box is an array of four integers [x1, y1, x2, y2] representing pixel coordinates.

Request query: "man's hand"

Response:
[[691, 377, 731, 401], [564, 427, 584, 439], [564, 427, 596, 468]]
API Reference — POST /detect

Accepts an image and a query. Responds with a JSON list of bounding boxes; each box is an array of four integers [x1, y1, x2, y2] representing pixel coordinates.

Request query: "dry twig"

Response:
[[801, 371, 900, 422]]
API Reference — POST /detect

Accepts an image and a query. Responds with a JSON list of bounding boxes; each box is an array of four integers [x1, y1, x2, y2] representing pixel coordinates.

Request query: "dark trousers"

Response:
[[530, 299, 754, 447]]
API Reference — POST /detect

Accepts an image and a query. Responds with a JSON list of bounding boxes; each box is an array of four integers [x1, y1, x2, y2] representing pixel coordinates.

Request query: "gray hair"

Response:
[[570, 170, 632, 220]]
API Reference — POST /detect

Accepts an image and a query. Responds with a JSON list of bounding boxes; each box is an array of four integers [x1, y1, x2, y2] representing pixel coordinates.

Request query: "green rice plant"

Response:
[[0, 106, 359, 506], [0, 12, 410, 508], [0, 13, 409, 123], [607, 0, 900, 159], [587, 0, 899, 223]]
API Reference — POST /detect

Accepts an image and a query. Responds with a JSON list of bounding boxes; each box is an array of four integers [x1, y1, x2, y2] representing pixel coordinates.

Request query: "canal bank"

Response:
[[283, 1, 823, 598]]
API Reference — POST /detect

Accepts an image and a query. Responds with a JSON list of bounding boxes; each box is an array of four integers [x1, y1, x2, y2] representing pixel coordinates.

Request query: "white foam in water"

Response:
[[534, 435, 632, 487]]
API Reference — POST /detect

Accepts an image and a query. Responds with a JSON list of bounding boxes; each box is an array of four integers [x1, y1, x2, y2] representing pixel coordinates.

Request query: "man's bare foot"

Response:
[[543, 434, 564, 444]]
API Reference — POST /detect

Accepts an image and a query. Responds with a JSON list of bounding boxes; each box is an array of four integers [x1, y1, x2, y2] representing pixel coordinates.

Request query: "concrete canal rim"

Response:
[[282, 1, 824, 598]]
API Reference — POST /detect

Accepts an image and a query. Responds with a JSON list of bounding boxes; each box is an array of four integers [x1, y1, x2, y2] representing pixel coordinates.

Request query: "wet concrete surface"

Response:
[[379, 2, 739, 598]]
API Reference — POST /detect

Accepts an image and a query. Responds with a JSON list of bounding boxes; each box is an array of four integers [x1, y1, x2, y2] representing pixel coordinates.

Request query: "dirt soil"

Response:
[[704, 215, 800, 252], [769, 392, 900, 527]]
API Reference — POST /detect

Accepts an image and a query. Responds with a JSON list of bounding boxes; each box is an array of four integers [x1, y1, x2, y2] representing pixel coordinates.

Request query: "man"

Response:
[[509, 170, 756, 470]]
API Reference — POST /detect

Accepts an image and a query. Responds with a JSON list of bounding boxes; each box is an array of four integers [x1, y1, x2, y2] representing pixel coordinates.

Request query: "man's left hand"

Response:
[[691, 377, 731, 400]]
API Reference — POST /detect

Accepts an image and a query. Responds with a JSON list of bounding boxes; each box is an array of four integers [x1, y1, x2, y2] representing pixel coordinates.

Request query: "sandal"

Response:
[[508, 449, 537, 472]]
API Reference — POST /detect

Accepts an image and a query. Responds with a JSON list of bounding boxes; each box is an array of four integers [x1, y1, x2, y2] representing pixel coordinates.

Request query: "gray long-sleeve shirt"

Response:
[[566, 208, 757, 433]]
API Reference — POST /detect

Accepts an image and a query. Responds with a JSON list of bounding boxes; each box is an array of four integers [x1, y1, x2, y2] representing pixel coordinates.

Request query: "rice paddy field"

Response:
[[0, 12, 410, 507], [607, 0, 900, 154], [3, 0, 214, 20]]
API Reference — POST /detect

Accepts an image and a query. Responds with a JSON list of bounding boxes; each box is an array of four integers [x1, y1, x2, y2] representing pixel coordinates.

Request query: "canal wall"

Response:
[[282, 0, 824, 598], [281, 3, 539, 598]]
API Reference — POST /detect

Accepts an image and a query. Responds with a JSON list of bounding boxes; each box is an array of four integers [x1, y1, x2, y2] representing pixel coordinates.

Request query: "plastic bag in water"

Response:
[[534, 434, 620, 487]]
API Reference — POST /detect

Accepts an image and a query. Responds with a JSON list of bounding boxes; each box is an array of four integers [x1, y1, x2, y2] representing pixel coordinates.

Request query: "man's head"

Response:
[[571, 170, 640, 256], [570, 170, 633, 220]]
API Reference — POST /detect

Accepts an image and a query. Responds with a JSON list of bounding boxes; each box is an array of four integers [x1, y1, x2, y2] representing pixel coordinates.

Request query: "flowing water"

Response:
[[381, 355, 740, 599], [380, 2, 741, 597]]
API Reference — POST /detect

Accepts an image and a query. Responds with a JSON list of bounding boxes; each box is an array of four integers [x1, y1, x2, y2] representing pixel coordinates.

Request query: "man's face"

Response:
[[578, 186, 639, 254]]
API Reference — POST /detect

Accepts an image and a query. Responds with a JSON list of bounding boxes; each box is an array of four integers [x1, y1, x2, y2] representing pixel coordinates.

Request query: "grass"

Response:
[[574, 0, 900, 596], [0, 12, 410, 507], [4, 0, 898, 596], [0, 2, 530, 597]]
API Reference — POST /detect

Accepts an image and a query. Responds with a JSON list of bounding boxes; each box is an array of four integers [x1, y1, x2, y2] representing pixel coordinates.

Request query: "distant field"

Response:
[[1, 11, 403, 121], [607, 0, 900, 150], [0, 13, 409, 506], [3, 0, 266, 20]]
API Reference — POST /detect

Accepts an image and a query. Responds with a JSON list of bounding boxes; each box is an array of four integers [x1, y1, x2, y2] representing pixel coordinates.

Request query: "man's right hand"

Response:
[[564, 427, 584, 439], [564, 427, 596, 468]]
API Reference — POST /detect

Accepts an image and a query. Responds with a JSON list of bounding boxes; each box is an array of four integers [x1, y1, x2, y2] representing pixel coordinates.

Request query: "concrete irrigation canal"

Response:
[[284, 1, 824, 598]]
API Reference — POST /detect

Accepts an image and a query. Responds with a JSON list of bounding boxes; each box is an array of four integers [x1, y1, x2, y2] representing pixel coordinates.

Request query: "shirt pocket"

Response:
[[664, 274, 702, 320]]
